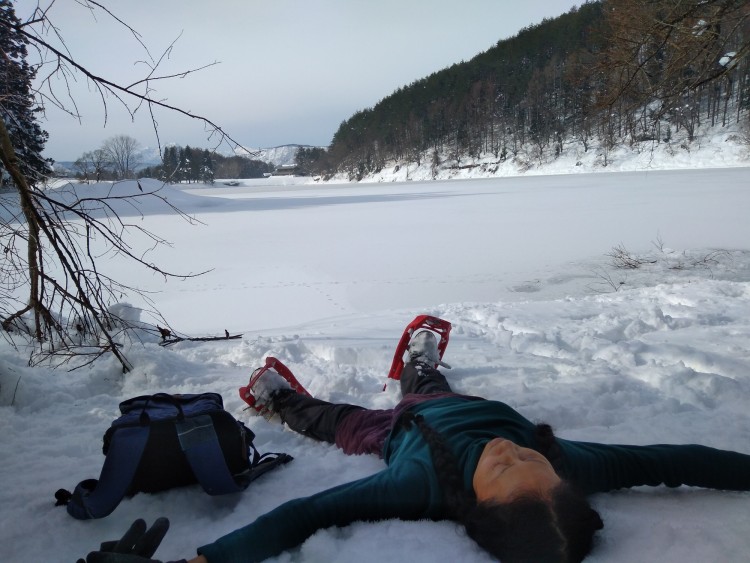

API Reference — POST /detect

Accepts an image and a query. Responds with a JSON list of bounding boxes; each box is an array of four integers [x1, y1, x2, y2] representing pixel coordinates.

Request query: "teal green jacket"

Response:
[[198, 396, 750, 562]]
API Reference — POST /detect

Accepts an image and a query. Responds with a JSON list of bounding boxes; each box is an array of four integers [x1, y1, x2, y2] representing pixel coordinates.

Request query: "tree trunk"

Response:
[[0, 118, 46, 340]]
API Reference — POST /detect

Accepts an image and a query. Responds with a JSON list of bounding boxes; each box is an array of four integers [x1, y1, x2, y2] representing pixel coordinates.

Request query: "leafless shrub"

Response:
[[587, 267, 626, 293], [606, 243, 657, 269], [651, 233, 668, 254], [683, 250, 731, 278]]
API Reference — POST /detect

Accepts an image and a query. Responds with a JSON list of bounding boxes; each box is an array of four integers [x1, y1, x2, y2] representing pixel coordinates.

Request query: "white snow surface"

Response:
[[2, 139, 750, 562]]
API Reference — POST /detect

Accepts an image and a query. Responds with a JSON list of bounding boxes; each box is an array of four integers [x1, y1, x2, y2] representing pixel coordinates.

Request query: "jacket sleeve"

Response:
[[558, 440, 750, 494], [197, 462, 433, 563]]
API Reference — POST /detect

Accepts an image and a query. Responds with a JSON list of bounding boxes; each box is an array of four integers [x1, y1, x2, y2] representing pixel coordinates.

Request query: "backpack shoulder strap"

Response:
[[65, 425, 151, 520], [176, 415, 292, 495], [176, 414, 244, 494]]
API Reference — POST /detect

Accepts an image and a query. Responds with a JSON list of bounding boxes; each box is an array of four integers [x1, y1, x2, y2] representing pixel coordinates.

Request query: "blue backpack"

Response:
[[56, 392, 292, 520]]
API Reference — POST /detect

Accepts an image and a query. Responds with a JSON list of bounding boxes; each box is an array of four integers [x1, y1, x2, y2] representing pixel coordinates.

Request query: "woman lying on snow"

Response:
[[80, 318, 750, 563]]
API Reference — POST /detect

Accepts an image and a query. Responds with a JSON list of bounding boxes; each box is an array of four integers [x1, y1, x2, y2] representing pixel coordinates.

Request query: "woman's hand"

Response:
[[77, 517, 184, 563]]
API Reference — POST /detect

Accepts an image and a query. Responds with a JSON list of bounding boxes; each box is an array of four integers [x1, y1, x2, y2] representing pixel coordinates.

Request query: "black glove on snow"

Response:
[[76, 517, 186, 563]]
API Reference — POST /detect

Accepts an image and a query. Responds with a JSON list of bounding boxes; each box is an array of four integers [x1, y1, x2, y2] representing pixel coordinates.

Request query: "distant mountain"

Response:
[[136, 146, 164, 166], [234, 144, 323, 167]]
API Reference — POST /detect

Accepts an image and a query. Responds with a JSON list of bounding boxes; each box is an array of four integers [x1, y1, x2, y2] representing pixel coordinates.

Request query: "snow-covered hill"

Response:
[[330, 122, 749, 183]]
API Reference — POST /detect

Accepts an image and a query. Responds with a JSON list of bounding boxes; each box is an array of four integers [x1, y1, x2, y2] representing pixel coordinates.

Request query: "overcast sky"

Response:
[[16, 0, 583, 161]]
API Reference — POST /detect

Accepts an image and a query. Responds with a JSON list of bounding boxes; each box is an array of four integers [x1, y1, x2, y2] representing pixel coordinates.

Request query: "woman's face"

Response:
[[473, 437, 561, 503]]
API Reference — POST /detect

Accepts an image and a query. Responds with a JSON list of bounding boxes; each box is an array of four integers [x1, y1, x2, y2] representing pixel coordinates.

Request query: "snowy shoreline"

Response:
[[322, 124, 749, 183]]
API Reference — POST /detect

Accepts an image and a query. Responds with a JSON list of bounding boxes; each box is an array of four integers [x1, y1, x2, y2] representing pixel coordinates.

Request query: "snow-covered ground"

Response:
[[1, 142, 749, 561]]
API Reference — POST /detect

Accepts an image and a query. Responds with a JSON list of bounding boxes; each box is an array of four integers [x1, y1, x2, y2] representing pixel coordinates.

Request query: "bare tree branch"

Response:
[[14, 21, 253, 156], [2, 2, 253, 371]]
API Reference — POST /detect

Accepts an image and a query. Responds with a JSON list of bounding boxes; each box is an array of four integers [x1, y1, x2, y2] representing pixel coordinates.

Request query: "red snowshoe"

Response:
[[239, 356, 311, 415], [385, 315, 452, 389]]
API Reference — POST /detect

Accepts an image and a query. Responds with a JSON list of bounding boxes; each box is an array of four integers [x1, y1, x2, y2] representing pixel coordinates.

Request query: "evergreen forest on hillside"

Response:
[[297, 0, 750, 180]]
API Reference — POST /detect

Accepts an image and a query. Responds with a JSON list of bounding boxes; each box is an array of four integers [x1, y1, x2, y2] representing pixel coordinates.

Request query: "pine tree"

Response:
[[178, 146, 193, 183], [0, 0, 50, 187], [200, 149, 215, 184], [161, 146, 179, 181], [188, 146, 201, 182]]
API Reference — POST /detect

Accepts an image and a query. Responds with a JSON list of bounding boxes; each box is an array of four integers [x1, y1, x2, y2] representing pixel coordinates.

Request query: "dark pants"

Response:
[[272, 362, 454, 455]]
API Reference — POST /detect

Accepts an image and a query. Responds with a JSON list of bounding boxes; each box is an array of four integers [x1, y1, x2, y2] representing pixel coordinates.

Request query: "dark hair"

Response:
[[403, 414, 603, 562]]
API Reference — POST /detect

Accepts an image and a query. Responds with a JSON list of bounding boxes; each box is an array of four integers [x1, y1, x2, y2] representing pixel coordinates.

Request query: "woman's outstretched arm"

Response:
[[196, 463, 431, 562], [558, 440, 750, 493]]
